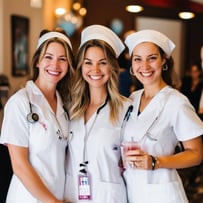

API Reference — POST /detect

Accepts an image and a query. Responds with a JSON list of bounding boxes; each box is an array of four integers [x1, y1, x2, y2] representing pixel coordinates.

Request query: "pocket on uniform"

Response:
[[94, 182, 127, 203], [145, 181, 189, 203]]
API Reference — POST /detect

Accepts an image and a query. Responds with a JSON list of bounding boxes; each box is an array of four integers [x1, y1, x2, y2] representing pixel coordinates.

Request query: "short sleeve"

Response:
[[0, 90, 30, 147], [171, 95, 203, 141]]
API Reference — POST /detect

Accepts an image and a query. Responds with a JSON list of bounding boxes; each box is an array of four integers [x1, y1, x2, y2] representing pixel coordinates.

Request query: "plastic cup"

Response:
[[123, 141, 140, 153], [121, 141, 140, 168]]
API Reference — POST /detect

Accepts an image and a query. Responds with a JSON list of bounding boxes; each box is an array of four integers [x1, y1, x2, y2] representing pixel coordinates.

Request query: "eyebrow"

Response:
[[84, 57, 107, 61], [132, 53, 158, 57], [45, 52, 66, 57]]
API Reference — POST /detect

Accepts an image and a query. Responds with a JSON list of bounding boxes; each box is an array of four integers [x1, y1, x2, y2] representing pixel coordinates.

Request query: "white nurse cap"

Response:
[[80, 24, 125, 58], [37, 32, 72, 50], [125, 29, 175, 58]]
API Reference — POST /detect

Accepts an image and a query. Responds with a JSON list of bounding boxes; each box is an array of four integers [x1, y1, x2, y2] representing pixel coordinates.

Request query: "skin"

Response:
[[125, 42, 203, 170], [8, 42, 68, 203], [81, 46, 110, 123]]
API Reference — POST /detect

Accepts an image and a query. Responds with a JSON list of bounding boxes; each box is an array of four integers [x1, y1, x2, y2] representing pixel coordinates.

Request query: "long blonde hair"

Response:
[[31, 28, 75, 105], [69, 39, 128, 124]]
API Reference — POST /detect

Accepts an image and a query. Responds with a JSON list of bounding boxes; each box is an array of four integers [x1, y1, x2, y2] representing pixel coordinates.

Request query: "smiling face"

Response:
[[82, 46, 111, 90], [131, 42, 166, 87], [36, 42, 68, 86]]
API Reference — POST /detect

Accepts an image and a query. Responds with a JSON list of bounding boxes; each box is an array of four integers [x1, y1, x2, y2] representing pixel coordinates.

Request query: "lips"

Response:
[[140, 71, 153, 77], [47, 70, 61, 76], [89, 75, 103, 80]]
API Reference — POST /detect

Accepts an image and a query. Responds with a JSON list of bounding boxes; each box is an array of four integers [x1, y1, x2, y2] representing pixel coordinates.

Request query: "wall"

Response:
[[136, 17, 184, 78], [83, 0, 203, 80], [1, 0, 203, 92], [0, 0, 3, 73], [1, 0, 43, 93], [83, 0, 134, 37]]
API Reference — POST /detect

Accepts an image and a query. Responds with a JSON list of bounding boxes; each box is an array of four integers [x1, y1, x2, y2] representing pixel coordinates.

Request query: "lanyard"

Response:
[[80, 97, 108, 174]]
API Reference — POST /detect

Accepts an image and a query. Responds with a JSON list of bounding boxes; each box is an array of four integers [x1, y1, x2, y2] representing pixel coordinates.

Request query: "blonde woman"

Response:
[[64, 25, 130, 203], [0, 28, 75, 203]]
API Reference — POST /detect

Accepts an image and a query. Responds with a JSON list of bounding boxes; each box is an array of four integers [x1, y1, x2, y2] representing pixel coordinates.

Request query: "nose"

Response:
[[140, 60, 150, 69], [92, 64, 100, 73], [51, 59, 59, 69]]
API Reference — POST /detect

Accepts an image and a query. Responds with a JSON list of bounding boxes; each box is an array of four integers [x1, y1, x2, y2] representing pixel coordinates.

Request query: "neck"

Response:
[[84, 88, 108, 123], [143, 81, 167, 99], [35, 80, 57, 113], [89, 87, 108, 105], [35, 80, 56, 99]]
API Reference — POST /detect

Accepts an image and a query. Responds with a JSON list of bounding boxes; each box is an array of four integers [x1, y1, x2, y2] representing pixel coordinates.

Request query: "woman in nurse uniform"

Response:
[[0, 28, 75, 203], [64, 25, 130, 203], [122, 29, 203, 203]]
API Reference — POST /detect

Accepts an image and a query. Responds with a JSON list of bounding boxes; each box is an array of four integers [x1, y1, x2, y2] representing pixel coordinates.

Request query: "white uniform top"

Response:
[[0, 81, 69, 203], [64, 100, 130, 203], [123, 86, 203, 203], [199, 89, 203, 112]]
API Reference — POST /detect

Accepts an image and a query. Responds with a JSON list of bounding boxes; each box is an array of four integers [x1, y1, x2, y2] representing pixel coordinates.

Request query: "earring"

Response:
[[163, 64, 168, 71]]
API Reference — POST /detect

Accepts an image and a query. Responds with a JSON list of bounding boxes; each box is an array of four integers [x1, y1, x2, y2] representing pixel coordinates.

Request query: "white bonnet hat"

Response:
[[125, 29, 175, 58], [37, 31, 72, 50], [80, 24, 125, 58]]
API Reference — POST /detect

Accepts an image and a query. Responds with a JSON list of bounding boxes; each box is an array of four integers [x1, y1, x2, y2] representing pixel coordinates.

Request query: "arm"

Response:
[[8, 144, 65, 203], [125, 136, 203, 170], [157, 136, 203, 169]]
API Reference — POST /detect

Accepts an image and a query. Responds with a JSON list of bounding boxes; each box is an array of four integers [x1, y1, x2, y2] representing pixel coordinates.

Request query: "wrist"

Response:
[[150, 155, 159, 170]]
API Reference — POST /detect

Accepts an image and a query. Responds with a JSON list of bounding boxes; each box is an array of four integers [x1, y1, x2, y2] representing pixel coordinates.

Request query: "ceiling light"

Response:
[[178, 11, 195, 19], [55, 8, 67, 16], [126, 5, 144, 13], [72, 2, 81, 11], [79, 7, 87, 16]]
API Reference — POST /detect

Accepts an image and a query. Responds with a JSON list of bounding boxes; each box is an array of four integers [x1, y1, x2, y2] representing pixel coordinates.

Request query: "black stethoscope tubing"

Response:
[[120, 105, 134, 143], [79, 97, 108, 173]]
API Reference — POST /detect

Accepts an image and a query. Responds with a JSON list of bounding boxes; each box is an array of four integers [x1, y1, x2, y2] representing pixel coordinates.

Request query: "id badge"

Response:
[[78, 173, 91, 200]]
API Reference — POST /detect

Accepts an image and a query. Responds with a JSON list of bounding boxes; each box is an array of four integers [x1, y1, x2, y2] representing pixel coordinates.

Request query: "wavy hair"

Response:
[[70, 39, 128, 124], [159, 47, 180, 89], [31, 28, 75, 105]]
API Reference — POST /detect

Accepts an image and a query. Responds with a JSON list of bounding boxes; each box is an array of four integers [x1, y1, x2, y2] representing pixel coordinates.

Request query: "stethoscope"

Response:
[[121, 103, 165, 143], [27, 101, 39, 123], [26, 93, 69, 140], [120, 105, 134, 142]]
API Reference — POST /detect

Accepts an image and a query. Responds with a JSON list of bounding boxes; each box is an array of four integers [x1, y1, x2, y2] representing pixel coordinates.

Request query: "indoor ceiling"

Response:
[[137, 0, 203, 12], [130, 0, 203, 19], [190, 0, 203, 5]]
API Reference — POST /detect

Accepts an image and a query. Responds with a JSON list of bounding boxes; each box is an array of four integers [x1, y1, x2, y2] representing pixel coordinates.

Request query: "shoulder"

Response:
[[163, 87, 197, 117], [166, 86, 191, 106], [5, 88, 28, 111]]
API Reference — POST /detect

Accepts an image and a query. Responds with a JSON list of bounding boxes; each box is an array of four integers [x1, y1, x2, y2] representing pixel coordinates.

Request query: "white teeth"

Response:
[[47, 70, 60, 75], [90, 75, 102, 80], [141, 72, 152, 77]]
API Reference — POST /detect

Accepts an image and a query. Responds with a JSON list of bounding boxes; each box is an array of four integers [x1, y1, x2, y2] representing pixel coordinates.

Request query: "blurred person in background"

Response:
[[180, 61, 203, 120]]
